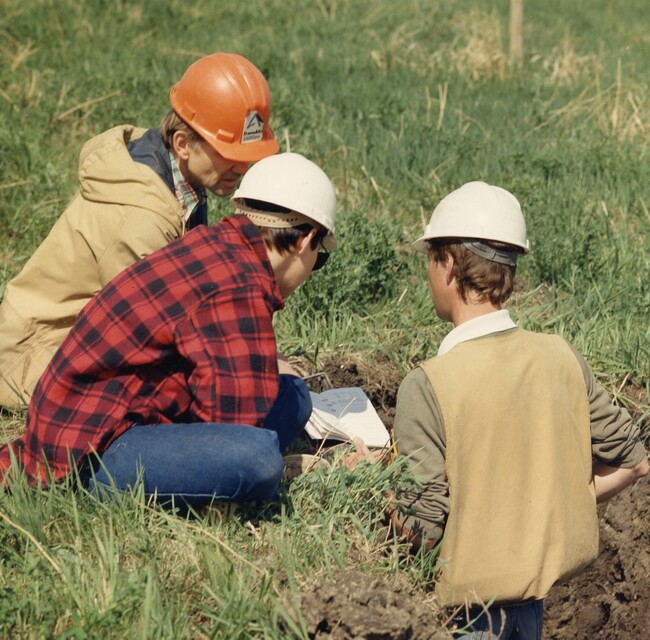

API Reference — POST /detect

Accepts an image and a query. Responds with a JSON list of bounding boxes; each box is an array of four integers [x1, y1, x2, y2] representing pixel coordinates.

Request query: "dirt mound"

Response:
[[544, 478, 650, 639], [297, 570, 451, 639], [297, 355, 649, 639], [299, 352, 402, 430]]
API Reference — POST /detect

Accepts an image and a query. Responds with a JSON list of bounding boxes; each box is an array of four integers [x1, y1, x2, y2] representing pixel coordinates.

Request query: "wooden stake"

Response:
[[509, 0, 524, 64]]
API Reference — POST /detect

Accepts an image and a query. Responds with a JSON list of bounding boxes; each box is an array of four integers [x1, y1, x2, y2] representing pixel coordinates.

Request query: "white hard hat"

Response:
[[413, 181, 529, 261], [231, 152, 337, 250]]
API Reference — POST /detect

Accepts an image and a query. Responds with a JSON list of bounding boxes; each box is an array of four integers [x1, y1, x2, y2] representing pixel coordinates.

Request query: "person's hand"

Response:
[[277, 352, 300, 376], [340, 437, 386, 469]]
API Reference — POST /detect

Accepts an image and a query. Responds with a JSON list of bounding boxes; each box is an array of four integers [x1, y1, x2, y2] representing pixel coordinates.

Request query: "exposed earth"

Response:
[[293, 354, 650, 639]]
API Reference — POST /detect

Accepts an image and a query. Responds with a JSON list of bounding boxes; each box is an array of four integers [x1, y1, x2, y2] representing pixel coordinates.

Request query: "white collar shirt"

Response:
[[437, 309, 517, 356]]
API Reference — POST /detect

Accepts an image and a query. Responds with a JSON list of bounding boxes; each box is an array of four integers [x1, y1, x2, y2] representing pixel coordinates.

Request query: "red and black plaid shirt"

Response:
[[0, 215, 284, 484]]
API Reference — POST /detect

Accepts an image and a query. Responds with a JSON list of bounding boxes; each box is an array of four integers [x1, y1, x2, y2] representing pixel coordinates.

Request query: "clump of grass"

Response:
[[534, 64, 650, 144], [288, 208, 410, 317], [449, 8, 509, 81], [0, 407, 27, 443], [533, 36, 602, 86], [0, 451, 431, 638]]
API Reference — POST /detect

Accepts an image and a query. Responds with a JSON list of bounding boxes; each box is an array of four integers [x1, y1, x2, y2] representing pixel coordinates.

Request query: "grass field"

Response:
[[0, 0, 648, 637]]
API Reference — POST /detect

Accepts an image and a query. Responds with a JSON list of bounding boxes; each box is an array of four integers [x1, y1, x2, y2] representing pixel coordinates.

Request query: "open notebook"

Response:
[[304, 386, 390, 449]]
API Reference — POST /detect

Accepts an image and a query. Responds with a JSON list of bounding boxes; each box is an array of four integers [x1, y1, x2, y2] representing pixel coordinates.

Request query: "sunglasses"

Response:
[[312, 243, 329, 271]]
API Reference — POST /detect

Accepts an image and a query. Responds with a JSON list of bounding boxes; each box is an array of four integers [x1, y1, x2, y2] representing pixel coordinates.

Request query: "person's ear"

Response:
[[171, 130, 191, 161], [444, 252, 455, 285], [294, 229, 317, 256]]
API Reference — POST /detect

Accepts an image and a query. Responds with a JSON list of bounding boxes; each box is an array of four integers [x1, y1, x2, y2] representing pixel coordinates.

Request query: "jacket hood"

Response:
[[77, 125, 182, 221]]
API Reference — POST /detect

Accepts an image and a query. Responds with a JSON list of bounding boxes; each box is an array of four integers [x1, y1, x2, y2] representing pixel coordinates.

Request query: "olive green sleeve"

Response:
[[393, 366, 448, 544], [568, 344, 647, 467]]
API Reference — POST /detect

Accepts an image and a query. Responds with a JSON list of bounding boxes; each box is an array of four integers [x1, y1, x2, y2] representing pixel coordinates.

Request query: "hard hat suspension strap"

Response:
[[463, 241, 519, 266]]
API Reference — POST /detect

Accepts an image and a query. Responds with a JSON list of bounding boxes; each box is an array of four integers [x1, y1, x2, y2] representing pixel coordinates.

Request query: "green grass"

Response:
[[1, 0, 648, 636], [0, 453, 417, 638]]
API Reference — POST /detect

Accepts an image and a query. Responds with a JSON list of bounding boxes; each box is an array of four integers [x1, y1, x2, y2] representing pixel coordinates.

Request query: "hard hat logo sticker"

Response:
[[242, 111, 265, 143]]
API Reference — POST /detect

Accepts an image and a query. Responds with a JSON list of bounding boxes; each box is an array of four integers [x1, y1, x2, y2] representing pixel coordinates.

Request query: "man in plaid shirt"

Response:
[[0, 153, 337, 510]]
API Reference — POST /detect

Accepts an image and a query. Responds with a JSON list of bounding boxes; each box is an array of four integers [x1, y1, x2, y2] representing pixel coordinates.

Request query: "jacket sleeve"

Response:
[[175, 287, 279, 426], [392, 367, 449, 545]]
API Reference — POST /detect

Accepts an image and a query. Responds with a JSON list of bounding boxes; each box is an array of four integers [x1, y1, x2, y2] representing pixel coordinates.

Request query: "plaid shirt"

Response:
[[169, 150, 207, 223], [0, 215, 283, 484]]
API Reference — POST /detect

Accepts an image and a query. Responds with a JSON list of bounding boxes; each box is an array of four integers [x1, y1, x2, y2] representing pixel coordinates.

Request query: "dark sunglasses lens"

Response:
[[313, 251, 329, 271]]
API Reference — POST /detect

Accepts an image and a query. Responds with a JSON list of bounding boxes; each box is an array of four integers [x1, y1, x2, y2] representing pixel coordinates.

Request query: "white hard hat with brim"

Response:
[[413, 181, 529, 256], [231, 152, 337, 250]]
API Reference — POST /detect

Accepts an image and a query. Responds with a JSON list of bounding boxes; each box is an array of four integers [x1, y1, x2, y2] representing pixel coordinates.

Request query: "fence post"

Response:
[[509, 0, 524, 64]]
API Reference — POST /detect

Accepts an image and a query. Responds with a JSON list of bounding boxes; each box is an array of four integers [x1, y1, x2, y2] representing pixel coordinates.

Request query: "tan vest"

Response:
[[421, 329, 598, 606]]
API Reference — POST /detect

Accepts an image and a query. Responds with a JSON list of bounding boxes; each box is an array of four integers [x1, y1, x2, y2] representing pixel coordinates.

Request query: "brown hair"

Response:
[[427, 240, 516, 305], [159, 109, 203, 149]]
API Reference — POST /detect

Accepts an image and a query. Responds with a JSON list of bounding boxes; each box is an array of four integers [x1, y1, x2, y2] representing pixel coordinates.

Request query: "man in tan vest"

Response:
[[0, 53, 279, 408], [389, 181, 648, 638]]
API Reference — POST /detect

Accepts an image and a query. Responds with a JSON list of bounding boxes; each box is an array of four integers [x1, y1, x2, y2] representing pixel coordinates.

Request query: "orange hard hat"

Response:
[[169, 52, 279, 163]]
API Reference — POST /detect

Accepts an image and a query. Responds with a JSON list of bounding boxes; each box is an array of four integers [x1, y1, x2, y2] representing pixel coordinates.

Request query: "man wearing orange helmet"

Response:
[[0, 53, 279, 408]]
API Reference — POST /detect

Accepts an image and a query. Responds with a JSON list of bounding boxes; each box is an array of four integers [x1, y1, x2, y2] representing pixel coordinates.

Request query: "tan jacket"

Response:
[[404, 329, 600, 606], [0, 125, 186, 407]]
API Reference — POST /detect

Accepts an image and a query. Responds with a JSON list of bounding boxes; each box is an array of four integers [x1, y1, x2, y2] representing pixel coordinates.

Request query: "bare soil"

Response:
[[295, 354, 650, 639]]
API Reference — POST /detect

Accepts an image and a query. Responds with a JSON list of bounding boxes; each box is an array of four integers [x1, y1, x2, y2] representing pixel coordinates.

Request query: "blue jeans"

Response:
[[85, 375, 311, 509], [452, 600, 543, 639]]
